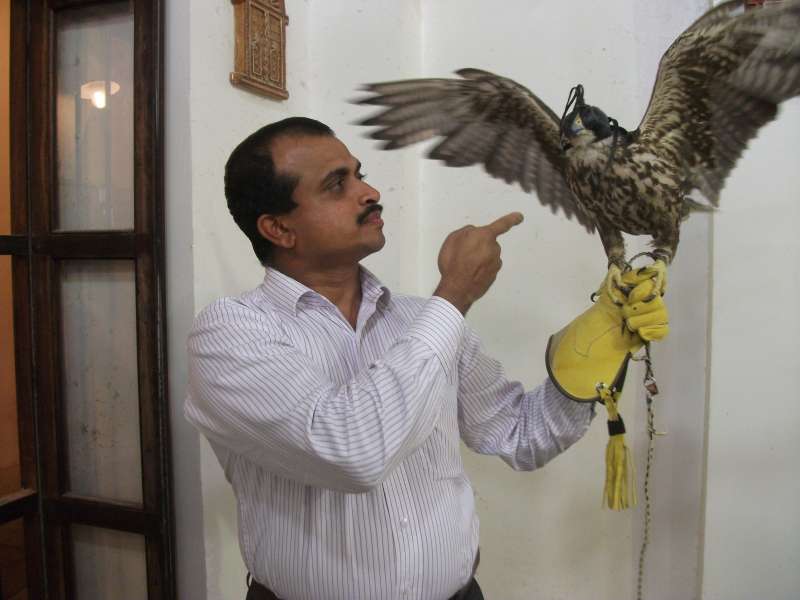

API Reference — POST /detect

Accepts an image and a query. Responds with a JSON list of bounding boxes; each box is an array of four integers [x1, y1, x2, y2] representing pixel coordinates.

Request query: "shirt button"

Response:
[[400, 516, 409, 528]]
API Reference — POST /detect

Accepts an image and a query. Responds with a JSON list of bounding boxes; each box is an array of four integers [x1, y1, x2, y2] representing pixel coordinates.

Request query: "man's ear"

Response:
[[257, 214, 296, 250]]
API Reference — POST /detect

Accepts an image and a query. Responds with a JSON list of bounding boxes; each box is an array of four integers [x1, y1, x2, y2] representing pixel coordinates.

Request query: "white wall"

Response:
[[307, 0, 422, 293], [167, 0, 311, 596], [185, 5, 317, 592], [165, 2, 204, 598], [167, 2, 800, 599], [702, 99, 800, 600]]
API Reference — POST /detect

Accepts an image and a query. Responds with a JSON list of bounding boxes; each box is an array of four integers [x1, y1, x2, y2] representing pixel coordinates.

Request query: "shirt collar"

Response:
[[260, 266, 392, 315], [360, 266, 392, 309]]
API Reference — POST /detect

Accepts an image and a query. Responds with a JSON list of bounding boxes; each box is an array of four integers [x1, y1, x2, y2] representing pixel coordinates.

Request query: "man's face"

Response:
[[271, 134, 384, 267]]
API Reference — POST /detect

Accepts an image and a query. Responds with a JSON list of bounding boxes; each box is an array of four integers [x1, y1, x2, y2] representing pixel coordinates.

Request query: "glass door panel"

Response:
[[60, 259, 142, 505], [55, 2, 134, 232], [70, 524, 147, 600]]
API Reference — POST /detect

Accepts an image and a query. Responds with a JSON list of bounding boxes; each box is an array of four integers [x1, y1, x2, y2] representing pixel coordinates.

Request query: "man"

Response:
[[185, 117, 667, 600]]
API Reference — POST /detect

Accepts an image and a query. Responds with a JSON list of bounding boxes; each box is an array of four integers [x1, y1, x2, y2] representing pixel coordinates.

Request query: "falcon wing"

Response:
[[637, 0, 800, 204], [356, 68, 595, 233]]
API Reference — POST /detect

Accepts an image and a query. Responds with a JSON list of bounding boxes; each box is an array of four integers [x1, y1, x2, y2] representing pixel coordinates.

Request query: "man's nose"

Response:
[[360, 181, 381, 204]]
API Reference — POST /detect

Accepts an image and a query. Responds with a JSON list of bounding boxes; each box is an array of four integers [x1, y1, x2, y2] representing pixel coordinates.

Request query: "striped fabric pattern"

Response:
[[185, 267, 594, 600]]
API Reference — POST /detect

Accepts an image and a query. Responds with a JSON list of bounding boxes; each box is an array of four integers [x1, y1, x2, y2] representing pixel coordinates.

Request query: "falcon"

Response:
[[355, 0, 800, 301]]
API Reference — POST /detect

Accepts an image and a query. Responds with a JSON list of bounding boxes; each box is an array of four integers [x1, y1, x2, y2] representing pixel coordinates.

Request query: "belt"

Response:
[[246, 575, 481, 600], [246, 548, 481, 600]]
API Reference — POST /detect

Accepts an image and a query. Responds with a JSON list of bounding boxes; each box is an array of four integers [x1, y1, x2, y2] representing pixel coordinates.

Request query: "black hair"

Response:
[[224, 117, 335, 265]]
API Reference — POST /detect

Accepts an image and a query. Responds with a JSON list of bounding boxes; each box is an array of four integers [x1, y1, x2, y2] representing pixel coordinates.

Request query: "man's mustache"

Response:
[[357, 204, 383, 225]]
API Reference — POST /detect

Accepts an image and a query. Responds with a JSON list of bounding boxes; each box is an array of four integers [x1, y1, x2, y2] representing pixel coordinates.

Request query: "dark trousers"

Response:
[[245, 576, 485, 600]]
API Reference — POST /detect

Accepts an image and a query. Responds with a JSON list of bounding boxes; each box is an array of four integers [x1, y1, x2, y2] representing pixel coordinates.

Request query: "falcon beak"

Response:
[[570, 115, 584, 136]]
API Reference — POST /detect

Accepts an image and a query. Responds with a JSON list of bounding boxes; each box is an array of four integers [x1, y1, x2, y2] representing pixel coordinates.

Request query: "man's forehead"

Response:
[[271, 134, 356, 178]]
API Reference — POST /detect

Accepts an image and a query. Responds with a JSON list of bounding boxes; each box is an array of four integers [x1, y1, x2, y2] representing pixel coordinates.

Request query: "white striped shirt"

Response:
[[185, 267, 594, 600]]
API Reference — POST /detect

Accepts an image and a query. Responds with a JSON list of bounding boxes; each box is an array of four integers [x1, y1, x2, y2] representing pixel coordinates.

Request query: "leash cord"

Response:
[[633, 342, 662, 600]]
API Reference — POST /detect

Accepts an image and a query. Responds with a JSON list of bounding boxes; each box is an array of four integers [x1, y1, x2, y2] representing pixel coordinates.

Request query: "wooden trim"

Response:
[[29, 0, 53, 237], [132, 1, 174, 598], [22, 1, 174, 598], [11, 257, 36, 493], [31, 231, 138, 257], [23, 512, 45, 600], [0, 489, 38, 522], [9, 3, 47, 599], [45, 496, 161, 535], [9, 1, 27, 237], [30, 256, 61, 499], [50, 0, 125, 10], [0, 235, 28, 254], [31, 255, 68, 600], [27, 1, 71, 597]]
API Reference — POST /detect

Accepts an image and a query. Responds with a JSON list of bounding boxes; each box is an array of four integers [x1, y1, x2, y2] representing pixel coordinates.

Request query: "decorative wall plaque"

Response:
[[231, 0, 289, 100]]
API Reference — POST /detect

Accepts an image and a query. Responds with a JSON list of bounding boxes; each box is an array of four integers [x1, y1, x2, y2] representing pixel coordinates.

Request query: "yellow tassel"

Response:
[[598, 385, 637, 510]]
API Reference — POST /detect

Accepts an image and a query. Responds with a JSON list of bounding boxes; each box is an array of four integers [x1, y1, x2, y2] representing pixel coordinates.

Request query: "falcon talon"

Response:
[[613, 282, 630, 293]]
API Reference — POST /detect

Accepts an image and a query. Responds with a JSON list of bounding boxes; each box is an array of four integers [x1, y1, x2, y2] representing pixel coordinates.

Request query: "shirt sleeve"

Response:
[[185, 296, 466, 493], [456, 326, 595, 470]]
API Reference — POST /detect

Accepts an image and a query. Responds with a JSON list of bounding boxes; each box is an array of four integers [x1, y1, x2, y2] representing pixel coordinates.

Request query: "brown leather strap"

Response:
[[245, 571, 483, 600]]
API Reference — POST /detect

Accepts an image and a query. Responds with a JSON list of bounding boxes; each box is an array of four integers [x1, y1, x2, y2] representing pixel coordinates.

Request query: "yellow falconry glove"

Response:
[[546, 267, 669, 403]]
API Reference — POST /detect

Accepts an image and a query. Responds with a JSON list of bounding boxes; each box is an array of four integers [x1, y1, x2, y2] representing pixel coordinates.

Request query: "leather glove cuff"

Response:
[[546, 267, 669, 402], [545, 301, 633, 403]]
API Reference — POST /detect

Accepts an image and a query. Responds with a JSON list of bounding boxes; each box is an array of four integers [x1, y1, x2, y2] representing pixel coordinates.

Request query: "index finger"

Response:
[[484, 212, 524, 237]]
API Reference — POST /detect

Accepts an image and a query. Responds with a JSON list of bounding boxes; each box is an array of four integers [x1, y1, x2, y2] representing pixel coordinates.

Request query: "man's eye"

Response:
[[357, 172, 367, 181]]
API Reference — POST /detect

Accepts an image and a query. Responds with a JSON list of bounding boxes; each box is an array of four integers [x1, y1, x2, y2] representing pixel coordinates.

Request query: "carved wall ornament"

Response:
[[231, 0, 289, 100]]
